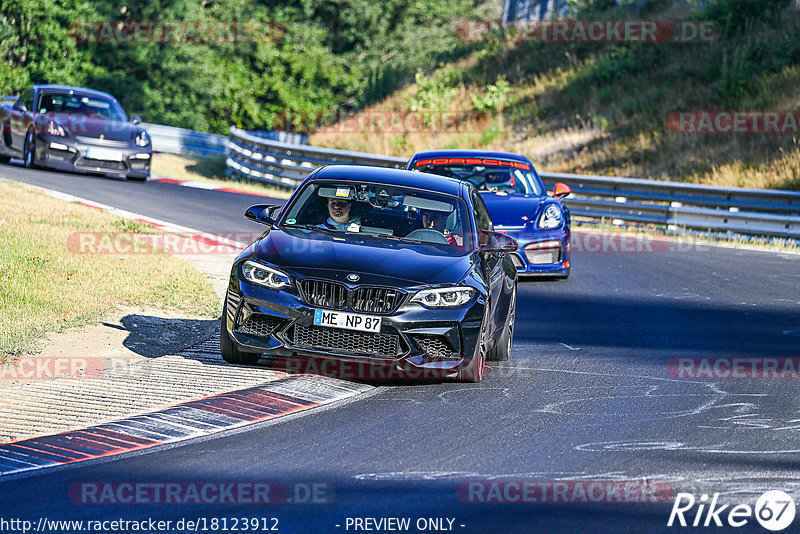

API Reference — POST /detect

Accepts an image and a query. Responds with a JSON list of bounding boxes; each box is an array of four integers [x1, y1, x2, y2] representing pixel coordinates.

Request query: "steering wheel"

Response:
[[405, 228, 449, 244]]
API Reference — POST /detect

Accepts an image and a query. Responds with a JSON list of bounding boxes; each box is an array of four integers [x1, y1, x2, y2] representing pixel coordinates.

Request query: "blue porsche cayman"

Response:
[[407, 150, 572, 279], [222, 165, 519, 382]]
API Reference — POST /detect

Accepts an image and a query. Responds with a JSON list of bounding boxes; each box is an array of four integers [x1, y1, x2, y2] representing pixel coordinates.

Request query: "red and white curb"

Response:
[[0, 372, 372, 478]]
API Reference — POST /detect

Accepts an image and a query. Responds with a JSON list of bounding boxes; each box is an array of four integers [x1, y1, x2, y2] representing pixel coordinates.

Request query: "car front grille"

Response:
[[287, 324, 400, 358], [300, 280, 348, 309], [77, 158, 128, 171], [238, 314, 286, 337], [412, 334, 455, 358], [351, 287, 403, 314], [299, 279, 403, 314]]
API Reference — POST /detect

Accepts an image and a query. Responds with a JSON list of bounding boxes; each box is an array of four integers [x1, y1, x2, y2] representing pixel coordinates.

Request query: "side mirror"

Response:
[[479, 230, 518, 253], [245, 204, 281, 226], [553, 182, 571, 199], [130, 115, 142, 125]]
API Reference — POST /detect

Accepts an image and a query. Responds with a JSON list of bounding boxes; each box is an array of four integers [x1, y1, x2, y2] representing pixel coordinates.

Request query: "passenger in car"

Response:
[[320, 198, 362, 231]]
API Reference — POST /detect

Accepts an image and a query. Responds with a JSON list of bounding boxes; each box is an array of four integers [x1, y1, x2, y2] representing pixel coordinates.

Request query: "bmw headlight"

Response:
[[538, 204, 563, 229], [47, 121, 66, 136], [411, 286, 475, 308], [241, 260, 291, 289], [134, 131, 150, 147]]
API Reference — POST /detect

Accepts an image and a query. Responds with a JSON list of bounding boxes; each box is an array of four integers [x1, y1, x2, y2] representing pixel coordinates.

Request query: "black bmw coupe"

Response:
[[222, 165, 518, 382]]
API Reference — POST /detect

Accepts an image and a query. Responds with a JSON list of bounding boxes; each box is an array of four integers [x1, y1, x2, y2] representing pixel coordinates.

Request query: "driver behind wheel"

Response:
[[484, 170, 515, 191], [419, 209, 462, 246]]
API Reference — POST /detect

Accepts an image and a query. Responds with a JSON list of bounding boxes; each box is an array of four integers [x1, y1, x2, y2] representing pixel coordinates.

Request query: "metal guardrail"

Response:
[[144, 123, 309, 158], [225, 126, 800, 239], [227, 126, 406, 188], [142, 122, 229, 157]]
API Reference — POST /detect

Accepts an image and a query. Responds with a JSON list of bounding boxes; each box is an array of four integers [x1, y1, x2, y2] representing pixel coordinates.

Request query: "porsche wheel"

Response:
[[23, 130, 37, 169]]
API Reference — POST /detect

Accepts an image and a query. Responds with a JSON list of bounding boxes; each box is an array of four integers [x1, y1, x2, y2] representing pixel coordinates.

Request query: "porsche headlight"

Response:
[[47, 121, 66, 136], [538, 204, 563, 229], [411, 286, 475, 308], [134, 131, 150, 147], [241, 260, 290, 289]]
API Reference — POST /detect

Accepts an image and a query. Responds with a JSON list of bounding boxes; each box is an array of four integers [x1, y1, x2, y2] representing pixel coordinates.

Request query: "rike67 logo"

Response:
[[668, 491, 796, 531]]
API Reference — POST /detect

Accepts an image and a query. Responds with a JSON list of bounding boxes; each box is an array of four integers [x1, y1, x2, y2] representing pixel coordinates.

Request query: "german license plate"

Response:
[[313, 309, 381, 333], [86, 147, 123, 161]]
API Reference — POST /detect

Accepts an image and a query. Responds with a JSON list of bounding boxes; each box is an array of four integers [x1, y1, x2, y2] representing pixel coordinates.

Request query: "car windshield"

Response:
[[38, 92, 128, 122], [414, 161, 543, 195], [281, 181, 474, 251]]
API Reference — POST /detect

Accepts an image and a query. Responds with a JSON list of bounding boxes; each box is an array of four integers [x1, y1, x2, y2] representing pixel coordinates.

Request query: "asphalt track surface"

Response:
[[2, 164, 800, 533]]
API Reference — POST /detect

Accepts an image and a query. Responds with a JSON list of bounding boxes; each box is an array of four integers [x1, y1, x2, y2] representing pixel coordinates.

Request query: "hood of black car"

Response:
[[255, 228, 474, 286]]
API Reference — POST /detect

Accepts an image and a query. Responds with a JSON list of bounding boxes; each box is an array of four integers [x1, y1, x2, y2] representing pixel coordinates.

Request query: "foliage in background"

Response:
[[0, 0, 486, 133], [311, 0, 800, 190]]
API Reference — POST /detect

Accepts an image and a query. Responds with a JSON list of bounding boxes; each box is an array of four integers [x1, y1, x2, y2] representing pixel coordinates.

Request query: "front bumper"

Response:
[[36, 134, 151, 178], [225, 278, 485, 378], [495, 227, 571, 276]]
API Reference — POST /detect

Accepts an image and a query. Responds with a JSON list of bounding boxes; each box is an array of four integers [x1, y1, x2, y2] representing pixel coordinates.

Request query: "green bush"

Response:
[[703, 0, 786, 36], [472, 75, 510, 115]]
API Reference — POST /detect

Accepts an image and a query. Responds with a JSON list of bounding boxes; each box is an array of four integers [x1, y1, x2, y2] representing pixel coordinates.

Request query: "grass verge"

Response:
[[151, 153, 292, 199], [0, 180, 220, 362]]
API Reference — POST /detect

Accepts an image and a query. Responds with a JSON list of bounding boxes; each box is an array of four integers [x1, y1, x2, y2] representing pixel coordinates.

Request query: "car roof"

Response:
[[312, 165, 466, 197], [32, 85, 117, 101], [408, 149, 532, 165]]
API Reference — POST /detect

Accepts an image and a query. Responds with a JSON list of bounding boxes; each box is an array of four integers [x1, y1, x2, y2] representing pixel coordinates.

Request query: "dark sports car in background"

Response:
[[222, 165, 518, 382], [407, 150, 572, 279], [0, 85, 151, 181]]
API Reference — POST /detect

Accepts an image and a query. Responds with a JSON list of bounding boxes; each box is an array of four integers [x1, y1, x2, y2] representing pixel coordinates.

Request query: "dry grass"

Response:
[[0, 181, 219, 361], [310, 6, 800, 191], [151, 153, 291, 199]]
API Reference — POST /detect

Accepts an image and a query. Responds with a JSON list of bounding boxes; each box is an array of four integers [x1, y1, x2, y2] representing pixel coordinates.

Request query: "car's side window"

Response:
[[20, 90, 35, 112], [471, 190, 493, 233]]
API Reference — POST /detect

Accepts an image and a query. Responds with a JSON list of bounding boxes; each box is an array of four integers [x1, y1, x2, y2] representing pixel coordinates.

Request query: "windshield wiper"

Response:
[[283, 224, 343, 234]]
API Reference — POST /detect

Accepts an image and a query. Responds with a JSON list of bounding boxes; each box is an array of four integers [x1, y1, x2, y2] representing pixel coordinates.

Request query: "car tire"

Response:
[[487, 284, 516, 361], [457, 309, 488, 382], [0, 155, 10, 164], [220, 302, 261, 366], [23, 129, 37, 169]]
